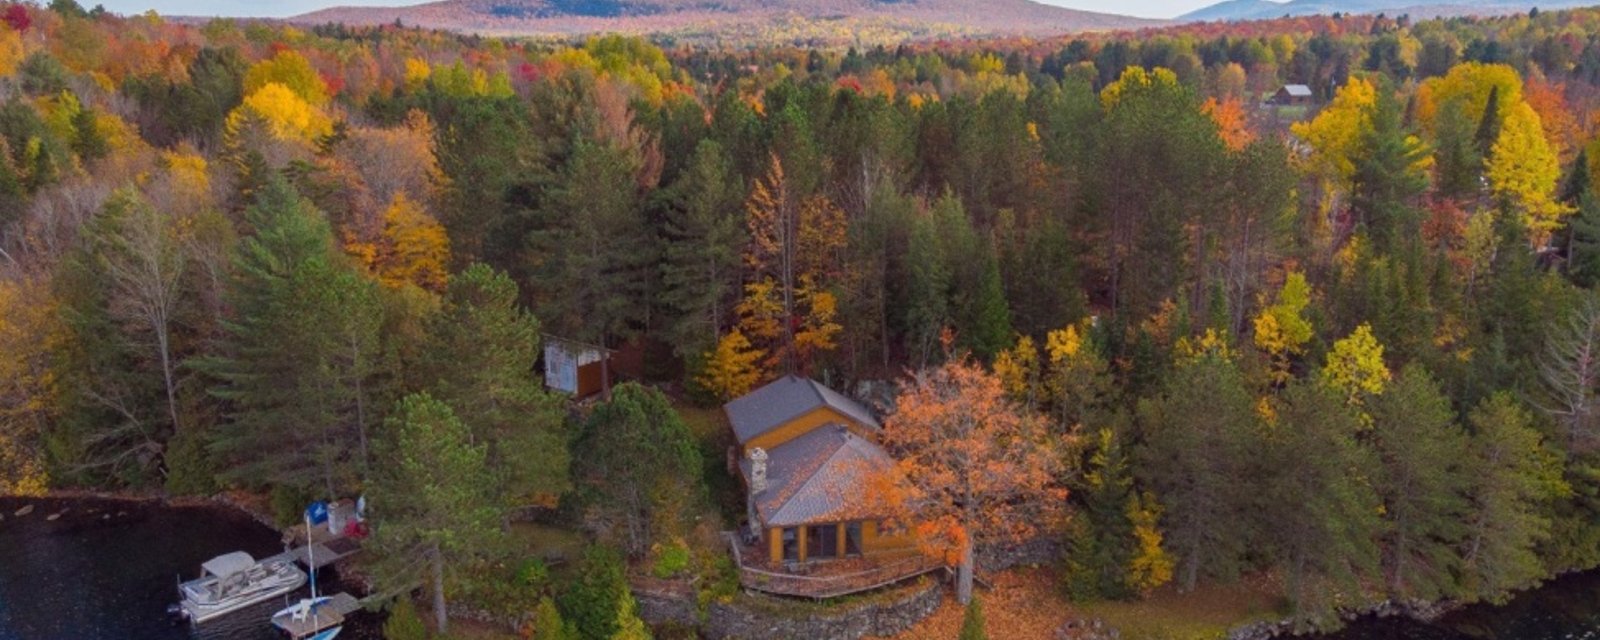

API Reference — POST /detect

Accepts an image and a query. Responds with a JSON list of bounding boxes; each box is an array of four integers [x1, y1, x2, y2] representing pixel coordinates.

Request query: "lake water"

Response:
[[0, 496, 383, 640], [1307, 569, 1600, 640]]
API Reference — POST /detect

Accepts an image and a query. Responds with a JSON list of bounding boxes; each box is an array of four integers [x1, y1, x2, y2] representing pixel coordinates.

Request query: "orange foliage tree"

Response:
[[879, 350, 1066, 604]]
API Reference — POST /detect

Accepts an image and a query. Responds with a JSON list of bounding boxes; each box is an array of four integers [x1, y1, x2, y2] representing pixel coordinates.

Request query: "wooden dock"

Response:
[[272, 592, 362, 639], [264, 536, 362, 570]]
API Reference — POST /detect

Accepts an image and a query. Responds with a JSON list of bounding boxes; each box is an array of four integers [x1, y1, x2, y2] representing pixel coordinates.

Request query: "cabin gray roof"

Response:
[[739, 424, 896, 527], [724, 375, 881, 445], [1282, 84, 1313, 96]]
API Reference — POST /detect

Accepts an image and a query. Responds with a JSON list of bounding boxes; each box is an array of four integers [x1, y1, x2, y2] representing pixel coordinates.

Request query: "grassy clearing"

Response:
[[673, 400, 744, 527], [885, 568, 1283, 640], [1077, 576, 1285, 640]]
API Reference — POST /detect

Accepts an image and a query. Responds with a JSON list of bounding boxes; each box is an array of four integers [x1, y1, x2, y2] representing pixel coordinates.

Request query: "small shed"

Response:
[[1267, 84, 1314, 106], [543, 336, 612, 399]]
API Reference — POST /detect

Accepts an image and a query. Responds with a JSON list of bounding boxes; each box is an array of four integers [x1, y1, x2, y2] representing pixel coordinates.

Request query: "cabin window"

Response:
[[845, 522, 863, 556], [781, 527, 799, 561], [808, 523, 839, 559]]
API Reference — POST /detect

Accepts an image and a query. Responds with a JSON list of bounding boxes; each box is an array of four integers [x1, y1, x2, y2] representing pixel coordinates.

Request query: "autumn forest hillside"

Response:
[[8, 0, 1600, 635], [291, 0, 1162, 44]]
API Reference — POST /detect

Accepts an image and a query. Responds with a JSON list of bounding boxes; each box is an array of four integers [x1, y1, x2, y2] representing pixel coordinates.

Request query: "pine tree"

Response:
[[967, 248, 1012, 361], [1462, 393, 1564, 603], [659, 139, 744, 361], [571, 384, 704, 557], [1474, 85, 1502, 160], [1137, 351, 1261, 592], [534, 597, 579, 640], [423, 263, 569, 510], [1350, 81, 1429, 253], [1063, 428, 1135, 601], [608, 592, 652, 640], [200, 176, 383, 495], [1369, 364, 1472, 601], [1263, 380, 1382, 626], [369, 393, 502, 636]]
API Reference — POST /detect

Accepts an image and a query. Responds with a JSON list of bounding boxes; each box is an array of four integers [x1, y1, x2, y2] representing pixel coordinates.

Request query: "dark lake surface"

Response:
[[1305, 569, 1600, 640], [0, 496, 383, 640]]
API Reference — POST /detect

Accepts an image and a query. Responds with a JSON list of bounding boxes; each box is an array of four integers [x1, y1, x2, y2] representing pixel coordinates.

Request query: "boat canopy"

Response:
[[202, 551, 257, 578]]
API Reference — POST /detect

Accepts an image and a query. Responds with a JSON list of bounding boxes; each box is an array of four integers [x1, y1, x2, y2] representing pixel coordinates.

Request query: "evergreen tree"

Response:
[[1137, 351, 1261, 591], [1462, 393, 1563, 603], [534, 597, 579, 640], [368, 393, 501, 636], [1063, 428, 1135, 601], [1264, 380, 1382, 626], [423, 263, 570, 510], [1369, 364, 1472, 601], [660, 139, 744, 361], [1474, 85, 1502, 160], [1433, 98, 1483, 201], [959, 595, 988, 640], [530, 139, 655, 345], [570, 383, 704, 557], [560, 546, 628, 640], [966, 245, 1012, 361], [1350, 81, 1429, 253], [608, 592, 651, 640], [201, 176, 383, 495]]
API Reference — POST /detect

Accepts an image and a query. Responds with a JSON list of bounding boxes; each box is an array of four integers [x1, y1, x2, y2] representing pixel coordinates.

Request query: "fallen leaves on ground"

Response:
[[879, 568, 1071, 640]]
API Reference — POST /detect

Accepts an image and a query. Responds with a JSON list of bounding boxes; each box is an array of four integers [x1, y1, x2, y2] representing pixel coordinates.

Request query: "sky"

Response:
[[92, 0, 1226, 20]]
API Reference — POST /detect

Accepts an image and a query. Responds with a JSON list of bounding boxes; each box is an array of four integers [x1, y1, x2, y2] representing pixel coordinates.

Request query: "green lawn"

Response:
[[674, 400, 745, 527], [1076, 579, 1286, 640]]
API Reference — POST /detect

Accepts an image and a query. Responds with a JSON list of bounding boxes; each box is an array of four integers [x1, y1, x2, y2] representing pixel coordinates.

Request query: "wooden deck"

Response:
[[724, 532, 946, 599], [272, 592, 361, 639], [264, 536, 362, 570]]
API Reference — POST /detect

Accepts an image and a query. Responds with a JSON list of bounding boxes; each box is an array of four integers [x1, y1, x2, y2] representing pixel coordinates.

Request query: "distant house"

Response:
[[725, 375, 916, 567], [543, 336, 611, 399], [1267, 84, 1314, 106]]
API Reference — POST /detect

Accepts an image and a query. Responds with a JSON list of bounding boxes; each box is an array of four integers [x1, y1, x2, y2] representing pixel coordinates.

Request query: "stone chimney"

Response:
[[749, 447, 768, 494]]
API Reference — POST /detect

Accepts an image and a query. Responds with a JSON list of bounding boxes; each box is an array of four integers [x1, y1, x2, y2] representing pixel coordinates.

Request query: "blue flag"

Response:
[[305, 501, 329, 525]]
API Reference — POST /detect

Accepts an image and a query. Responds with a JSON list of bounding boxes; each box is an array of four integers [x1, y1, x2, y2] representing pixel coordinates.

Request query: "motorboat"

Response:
[[174, 551, 307, 624]]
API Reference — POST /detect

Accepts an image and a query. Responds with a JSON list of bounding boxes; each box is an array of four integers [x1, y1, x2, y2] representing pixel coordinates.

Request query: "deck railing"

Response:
[[723, 532, 946, 599]]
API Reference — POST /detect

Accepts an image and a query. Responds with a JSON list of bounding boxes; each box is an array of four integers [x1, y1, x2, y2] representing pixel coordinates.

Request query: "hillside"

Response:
[[1181, 0, 1594, 21], [290, 0, 1163, 40]]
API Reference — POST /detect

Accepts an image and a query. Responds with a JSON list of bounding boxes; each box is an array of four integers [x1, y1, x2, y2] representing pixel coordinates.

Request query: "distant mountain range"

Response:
[[290, 0, 1163, 39], [1180, 0, 1597, 22]]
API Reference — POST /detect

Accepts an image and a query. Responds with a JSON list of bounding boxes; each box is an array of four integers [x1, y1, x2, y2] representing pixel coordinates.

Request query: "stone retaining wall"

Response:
[[633, 576, 945, 640], [705, 577, 943, 640], [633, 583, 699, 628], [977, 537, 1060, 573]]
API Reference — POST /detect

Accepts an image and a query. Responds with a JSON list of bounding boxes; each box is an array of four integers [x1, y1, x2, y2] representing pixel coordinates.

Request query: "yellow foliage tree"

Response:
[[793, 278, 841, 373], [161, 149, 210, 201], [1321, 323, 1391, 422], [697, 330, 764, 401], [1100, 66, 1180, 109], [0, 277, 57, 496], [0, 25, 22, 78], [244, 50, 329, 105], [227, 82, 333, 143], [1487, 101, 1571, 245], [993, 334, 1041, 407], [1252, 271, 1315, 385], [1414, 62, 1523, 134], [376, 192, 451, 292], [403, 57, 431, 90], [1292, 76, 1377, 182], [1126, 491, 1174, 596]]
